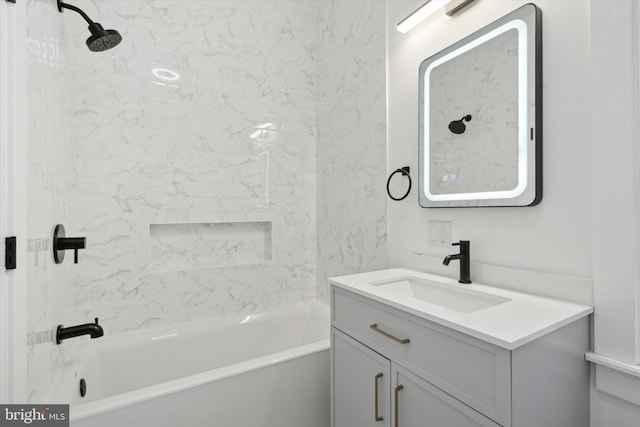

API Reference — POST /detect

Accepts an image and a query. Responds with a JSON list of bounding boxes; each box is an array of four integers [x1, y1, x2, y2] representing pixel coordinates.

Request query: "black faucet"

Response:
[[56, 318, 104, 344], [443, 240, 472, 284]]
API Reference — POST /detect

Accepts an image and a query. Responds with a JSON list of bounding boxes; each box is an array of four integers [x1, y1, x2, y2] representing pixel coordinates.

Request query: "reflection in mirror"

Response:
[[418, 4, 541, 207]]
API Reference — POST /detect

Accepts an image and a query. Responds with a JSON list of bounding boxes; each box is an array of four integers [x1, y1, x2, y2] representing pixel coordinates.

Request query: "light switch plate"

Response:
[[428, 221, 451, 248]]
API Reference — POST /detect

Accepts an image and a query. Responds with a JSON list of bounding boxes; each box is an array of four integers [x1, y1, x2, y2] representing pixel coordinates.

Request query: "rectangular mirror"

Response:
[[418, 4, 541, 208]]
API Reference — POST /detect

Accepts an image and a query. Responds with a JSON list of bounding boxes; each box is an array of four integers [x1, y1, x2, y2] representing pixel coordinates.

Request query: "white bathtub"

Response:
[[49, 302, 330, 427]]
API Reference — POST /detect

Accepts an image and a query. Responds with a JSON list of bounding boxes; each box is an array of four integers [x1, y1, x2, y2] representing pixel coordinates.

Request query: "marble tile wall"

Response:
[[23, 0, 387, 402], [149, 222, 273, 272], [30, 0, 390, 342], [64, 0, 321, 334], [26, 0, 73, 402], [316, 0, 388, 301]]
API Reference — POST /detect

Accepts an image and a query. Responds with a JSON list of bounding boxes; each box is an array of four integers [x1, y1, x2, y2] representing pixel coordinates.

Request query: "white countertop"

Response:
[[329, 268, 593, 350]]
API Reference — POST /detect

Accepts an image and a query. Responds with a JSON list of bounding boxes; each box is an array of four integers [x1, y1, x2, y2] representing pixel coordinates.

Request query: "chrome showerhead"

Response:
[[57, 0, 122, 52]]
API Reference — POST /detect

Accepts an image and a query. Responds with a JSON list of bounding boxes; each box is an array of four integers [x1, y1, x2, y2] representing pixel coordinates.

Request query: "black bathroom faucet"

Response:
[[56, 318, 104, 344], [443, 240, 472, 284]]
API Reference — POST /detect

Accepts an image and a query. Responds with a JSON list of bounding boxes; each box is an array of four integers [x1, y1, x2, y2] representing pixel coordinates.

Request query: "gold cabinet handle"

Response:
[[374, 373, 384, 421], [394, 384, 404, 427], [370, 323, 411, 344]]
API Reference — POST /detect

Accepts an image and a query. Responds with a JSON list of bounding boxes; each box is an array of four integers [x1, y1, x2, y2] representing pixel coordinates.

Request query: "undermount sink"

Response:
[[371, 277, 511, 313]]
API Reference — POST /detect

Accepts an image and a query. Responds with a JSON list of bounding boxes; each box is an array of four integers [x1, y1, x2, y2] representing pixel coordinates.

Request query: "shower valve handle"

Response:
[[53, 224, 87, 264]]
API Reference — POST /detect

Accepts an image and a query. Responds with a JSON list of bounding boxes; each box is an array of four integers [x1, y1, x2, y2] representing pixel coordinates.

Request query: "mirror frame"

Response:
[[418, 3, 542, 208]]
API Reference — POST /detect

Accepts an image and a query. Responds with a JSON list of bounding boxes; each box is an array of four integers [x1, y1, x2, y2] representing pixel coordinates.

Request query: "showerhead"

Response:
[[57, 0, 122, 52], [86, 22, 122, 52]]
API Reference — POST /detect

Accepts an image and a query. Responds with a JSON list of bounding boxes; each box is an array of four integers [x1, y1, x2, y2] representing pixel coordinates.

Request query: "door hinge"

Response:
[[5, 237, 16, 270]]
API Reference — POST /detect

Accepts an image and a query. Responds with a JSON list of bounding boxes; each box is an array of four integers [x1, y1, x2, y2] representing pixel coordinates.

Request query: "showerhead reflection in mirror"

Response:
[[448, 115, 472, 135]]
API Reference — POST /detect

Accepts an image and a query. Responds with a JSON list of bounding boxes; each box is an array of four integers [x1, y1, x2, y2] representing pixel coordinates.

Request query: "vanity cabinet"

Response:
[[330, 287, 590, 427], [332, 328, 391, 427], [332, 328, 499, 427]]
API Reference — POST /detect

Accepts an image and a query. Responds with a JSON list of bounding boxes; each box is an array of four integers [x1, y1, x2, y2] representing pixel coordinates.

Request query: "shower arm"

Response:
[[57, 0, 96, 25]]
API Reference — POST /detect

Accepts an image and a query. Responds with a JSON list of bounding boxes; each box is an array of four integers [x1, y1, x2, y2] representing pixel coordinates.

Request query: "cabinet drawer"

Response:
[[332, 288, 511, 426]]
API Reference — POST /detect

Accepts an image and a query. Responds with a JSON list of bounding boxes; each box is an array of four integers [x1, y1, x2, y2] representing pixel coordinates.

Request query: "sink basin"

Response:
[[371, 277, 510, 313]]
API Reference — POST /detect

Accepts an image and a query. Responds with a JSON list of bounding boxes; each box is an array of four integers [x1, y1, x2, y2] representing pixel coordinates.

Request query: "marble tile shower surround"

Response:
[[316, 0, 388, 302], [31, 0, 390, 346], [26, 0, 73, 402], [22, 0, 386, 401], [63, 0, 323, 335]]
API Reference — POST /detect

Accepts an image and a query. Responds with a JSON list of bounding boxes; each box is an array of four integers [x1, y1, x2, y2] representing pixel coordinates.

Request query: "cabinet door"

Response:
[[392, 365, 501, 427], [332, 327, 391, 427]]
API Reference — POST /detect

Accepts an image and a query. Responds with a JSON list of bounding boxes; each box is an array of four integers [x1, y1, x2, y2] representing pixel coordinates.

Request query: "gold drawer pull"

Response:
[[370, 323, 411, 344], [394, 384, 404, 427], [374, 373, 384, 422]]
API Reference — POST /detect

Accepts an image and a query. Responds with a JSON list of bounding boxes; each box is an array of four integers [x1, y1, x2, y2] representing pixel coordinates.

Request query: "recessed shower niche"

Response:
[[149, 221, 273, 272]]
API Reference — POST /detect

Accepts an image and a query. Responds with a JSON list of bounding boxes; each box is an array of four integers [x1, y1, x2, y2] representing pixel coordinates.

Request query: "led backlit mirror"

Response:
[[418, 4, 541, 207]]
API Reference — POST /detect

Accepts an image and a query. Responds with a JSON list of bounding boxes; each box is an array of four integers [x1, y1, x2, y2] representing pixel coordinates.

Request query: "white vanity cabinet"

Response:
[[330, 286, 590, 427], [332, 328, 391, 427], [332, 327, 500, 427]]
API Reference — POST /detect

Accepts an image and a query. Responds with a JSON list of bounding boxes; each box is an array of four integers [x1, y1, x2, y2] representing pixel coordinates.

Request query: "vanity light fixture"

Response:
[[445, 0, 476, 16], [397, 0, 476, 34]]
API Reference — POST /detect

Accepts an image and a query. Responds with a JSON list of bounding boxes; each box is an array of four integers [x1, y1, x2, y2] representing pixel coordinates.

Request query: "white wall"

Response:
[[589, 1, 640, 425], [590, 0, 639, 365], [0, 0, 29, 404], [387, 1, 640, 425], [591, 377, 640, 427], [387, 0, 592, 281]]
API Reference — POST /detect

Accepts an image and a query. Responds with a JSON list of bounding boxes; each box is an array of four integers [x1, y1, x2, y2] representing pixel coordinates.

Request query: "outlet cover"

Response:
[[428, 221, 452, 248]]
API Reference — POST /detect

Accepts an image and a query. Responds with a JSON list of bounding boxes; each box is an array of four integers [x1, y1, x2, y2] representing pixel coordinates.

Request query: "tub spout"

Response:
[[56, 318, 104, 345]]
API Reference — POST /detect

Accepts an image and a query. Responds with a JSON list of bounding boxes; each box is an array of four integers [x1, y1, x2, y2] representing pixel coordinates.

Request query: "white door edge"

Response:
[[0, 0, 29, 403]]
